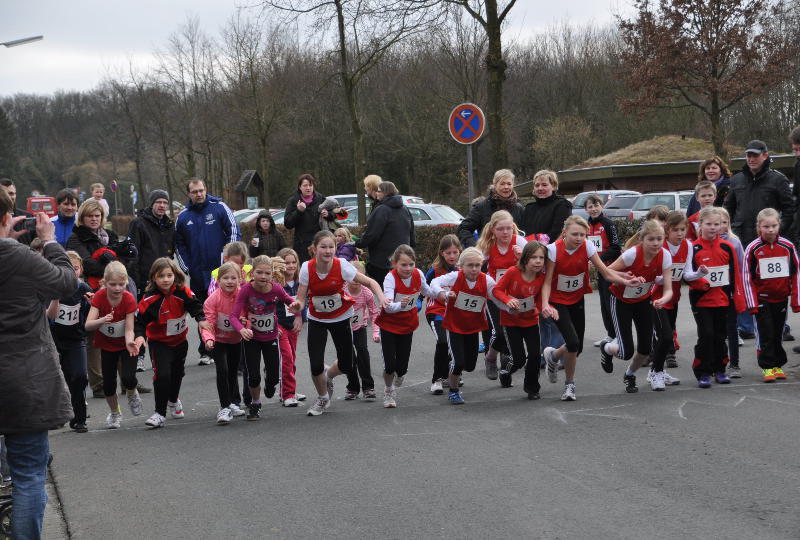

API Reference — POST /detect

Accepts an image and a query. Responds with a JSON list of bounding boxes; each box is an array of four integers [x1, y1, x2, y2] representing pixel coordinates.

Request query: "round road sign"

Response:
[[448, 103, 486, 145]]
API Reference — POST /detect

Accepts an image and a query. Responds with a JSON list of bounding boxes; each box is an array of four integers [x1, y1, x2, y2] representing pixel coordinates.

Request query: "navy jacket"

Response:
[[175, 195, 240, 274]]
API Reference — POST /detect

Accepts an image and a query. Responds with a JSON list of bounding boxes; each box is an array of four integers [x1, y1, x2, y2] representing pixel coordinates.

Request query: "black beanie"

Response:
[[148, 189, 169, 208]]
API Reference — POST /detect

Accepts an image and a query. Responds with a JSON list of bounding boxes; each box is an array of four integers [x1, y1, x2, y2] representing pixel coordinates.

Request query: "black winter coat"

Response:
[[66, 225, 120, 284], [791, 158, 800, 243], [457, 192, 525, 247], [724, 159, 794, 247], [250, 210, 287, 258], [355, 194, 415, 270], [522, 193, 573, 244], [284, 191, 331, 261], [127, 208, 176, 289]]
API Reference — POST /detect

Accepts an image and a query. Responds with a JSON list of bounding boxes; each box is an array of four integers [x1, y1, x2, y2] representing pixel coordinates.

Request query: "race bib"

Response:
[[759, 256, 789, 279], [351, 308, 365, 327], [55, 303, 80, 326], [588, 235, 603, 252], [454, 292, 485, 313], [706, 265, 729, 287], [495, 268, 507, 282], [669, 263, 685, 281], [217, 314, 233, 331], [557, 273, 584, 293], [99, 319, 125, 337], [517, 295, 537, 313], [166, 316, 188, 336], [623, 282, 653, 299], [312, 294, 343, 313], [249, 312, 275, 333], [396, 293, 419, 312]]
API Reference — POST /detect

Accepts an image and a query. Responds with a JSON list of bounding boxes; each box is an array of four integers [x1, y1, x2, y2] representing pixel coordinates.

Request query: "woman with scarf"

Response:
[[457, 169, 525, 248], [284, 173, 336, 263]]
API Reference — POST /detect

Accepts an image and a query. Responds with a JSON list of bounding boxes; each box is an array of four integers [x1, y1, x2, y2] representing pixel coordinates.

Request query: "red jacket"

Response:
[[689, 237, 745, 312], [742, 235, 800, 312], [135, 285, 205, 346], [492, 265, 544, 327]]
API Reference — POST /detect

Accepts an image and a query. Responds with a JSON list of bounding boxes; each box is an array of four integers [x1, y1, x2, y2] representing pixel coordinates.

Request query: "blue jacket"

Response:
[[175, 194, 240, 274], [51, 213, 76, 248]]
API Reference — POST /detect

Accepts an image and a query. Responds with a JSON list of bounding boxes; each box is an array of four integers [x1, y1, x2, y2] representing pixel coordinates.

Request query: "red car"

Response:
[[27, 196, 57, 217]]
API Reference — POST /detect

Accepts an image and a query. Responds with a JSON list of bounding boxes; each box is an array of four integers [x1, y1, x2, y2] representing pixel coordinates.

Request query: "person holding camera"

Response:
[[0, 178, 33, 245]]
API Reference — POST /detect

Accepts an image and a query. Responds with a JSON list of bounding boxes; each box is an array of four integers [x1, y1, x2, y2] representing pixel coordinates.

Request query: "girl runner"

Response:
[[425, 234, 461, 394], [276, 248, 306, 406], [344, 261, 380, 401]]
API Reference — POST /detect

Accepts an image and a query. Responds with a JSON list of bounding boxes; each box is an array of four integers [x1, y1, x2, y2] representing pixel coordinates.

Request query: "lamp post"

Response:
[[1, 35, 43, 48]]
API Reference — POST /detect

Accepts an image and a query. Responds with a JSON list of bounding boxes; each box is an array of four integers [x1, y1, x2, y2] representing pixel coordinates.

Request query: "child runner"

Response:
[[431, 247, 498, 404], [208, 241, 252, 295], [46, 251, 93, 432], [425, 234, 461, 395], [742, 208, 800, 382], [295, 230, 387, 416], [540, 215, 642, 401], [689, 207, 746, 388], [491, 241, 547, 399], [229, 255, 299, 420], [585, 194, 621, 346], [134, 258, 211, 428], [476, 210, 526, 380], [201, 262, 247, 423], [599, 221, 674, 392], [276, 248, 306, 406], [344, 261, 380, 401], [718, 208, 747, 377], [334, 227, 359, 261], [375, 244, 434, 408], [84, 262, 141, 429], [686, 180, 717, 241]]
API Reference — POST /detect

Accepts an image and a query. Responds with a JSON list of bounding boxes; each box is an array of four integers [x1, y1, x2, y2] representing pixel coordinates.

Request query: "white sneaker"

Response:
[[128, 393, 143, 416], [383, 389, 397, 408], [560, 383, 576, 401], [282, 396, 299, 407], [216, 407, 232, 424], [167, 399, 185, 419], [307, 396, 329, 416], [295, 393, 307, 401], [228, 403, 246, 417], [649, 370, 666, 391], [136, 356, 146, 372], [394, 375, 404, 387], [594, 336, 611, 347], [198, 355, 214, 366], [106, 411, 122, 429], [325, 371, 335, 402], [145, 412, 165, 428], [544, 347, 558, 384], [662, 371, 681, 385], [430, 380, 444, 395]]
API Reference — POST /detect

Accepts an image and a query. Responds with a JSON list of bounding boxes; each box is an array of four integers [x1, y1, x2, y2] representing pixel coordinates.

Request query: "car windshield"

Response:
[[679, 193, 694, 209], [272, 210, 285, 224], [432, 205, 463, 221], [633, 194, 675, 210], [235, 210, 258, 223], [605, 197, 638, 210], [408, 207, 432, 221]]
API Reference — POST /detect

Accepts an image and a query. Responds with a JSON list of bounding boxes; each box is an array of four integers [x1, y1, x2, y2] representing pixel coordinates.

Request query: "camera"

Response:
[[23, 217, 38, 238]]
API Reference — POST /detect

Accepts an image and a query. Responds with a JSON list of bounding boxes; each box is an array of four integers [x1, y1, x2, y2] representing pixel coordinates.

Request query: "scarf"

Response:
[[490, 187, 519, 212], [95, 228, 109, 246]]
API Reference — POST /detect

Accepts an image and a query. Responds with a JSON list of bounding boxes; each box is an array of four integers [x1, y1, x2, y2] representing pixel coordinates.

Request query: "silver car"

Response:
[[572, 190, 641, 219], [603, 194, 641, 220]]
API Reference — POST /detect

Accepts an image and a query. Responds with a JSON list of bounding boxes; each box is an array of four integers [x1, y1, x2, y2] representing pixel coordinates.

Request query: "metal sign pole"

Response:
[[466, 144, 474, 205]]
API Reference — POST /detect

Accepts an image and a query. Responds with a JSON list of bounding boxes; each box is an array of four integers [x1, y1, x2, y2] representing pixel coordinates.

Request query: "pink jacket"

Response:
[[202, 287, 243, 344], [349, 285, 380, 340]]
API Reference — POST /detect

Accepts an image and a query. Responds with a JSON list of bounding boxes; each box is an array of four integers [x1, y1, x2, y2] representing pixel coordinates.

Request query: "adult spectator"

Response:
[[724, 140, 794, 249], [355, 181, 415, 285], [283, 173, 332, 263], [790, 126, 800, 243], [0, 177, 33, 244], [51, 188, 79, 248], [521, 169, 573, 245], [363, 174, 382, 216], [457, 169, 524, 247], [127, 189, 175, 296], [0, 190, 75, 540], [686, 156, 733, 216]]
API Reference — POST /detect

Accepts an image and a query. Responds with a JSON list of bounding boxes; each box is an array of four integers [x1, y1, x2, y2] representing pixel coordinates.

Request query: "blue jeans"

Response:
[[5, 431, 49, 540], [737, 312, 755, 334], [539, 317, 565, 354]]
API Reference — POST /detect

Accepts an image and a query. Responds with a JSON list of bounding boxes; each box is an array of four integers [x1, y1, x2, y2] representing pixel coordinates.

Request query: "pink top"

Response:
[[230, 282, 294, 341], [349, 285, 380, 340], [201, 287, 243, 345]]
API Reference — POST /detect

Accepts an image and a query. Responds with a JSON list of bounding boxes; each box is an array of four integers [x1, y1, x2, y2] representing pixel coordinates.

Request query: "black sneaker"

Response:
[[665, 353, 678, 368], [600, 340, 613, 374], [624, 374, 638, 393], [783, 331, 795, 342], [247, 403, 261, 421], [72, 423, 88, 433], [265, 385, 276, 399], [526, 390, 541, 400], [498, 370, 512, 388]]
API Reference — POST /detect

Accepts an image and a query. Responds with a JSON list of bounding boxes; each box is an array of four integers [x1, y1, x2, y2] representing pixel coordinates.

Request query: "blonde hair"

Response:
[[271, 257, 286, 286], [695, 180, 717, 196], [90, 182, 105, 193], [391, 244, 416, 263], [277, 247, 300, 281], [363, 174, 382, 192], [561, 215, 589, 236], [492, 169, 515, 188], [334, 227, 352, 243], [251, 255, 273, 272], [216, 261, 241, 282], [223, 241, 249, 262], [533, 169, 559, 190], [458, 247, 485, 267], [66, 250, 83, 269], [351, 260, 366, 275], [698, 206, 723, 224], [624, 220, 665, 249], [645, 205, 669, 222], [716, 207, 738, 240], [476, 210, 520, 252], [756, 207, 780, 226], [77, 199, 106, 225], [102, 260, 128, 284]]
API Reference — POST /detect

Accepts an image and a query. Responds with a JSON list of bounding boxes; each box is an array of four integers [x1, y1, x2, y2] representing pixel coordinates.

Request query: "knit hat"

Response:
[[148, 189, 169, 208]]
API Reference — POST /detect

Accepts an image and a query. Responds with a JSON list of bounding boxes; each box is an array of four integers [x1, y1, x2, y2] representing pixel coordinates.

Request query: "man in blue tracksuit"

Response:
[[175, 178, 240, 364]]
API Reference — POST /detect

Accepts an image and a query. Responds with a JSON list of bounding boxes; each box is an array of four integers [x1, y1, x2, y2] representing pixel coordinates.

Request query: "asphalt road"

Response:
[[48, 292, 800, 539]]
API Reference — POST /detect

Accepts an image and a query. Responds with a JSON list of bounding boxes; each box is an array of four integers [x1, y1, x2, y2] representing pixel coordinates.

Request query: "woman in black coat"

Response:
[[66, 199, 120, 290], [283, 173, 335, 263], [457, 169, 525, 247], [521, 169, 573, 245]]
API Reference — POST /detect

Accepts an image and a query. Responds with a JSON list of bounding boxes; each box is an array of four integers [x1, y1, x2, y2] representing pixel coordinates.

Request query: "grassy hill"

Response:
[[574, 135, 743, 168]]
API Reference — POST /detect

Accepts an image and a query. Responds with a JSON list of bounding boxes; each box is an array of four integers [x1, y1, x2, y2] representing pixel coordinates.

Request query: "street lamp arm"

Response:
[[1, 35, 44, 48]]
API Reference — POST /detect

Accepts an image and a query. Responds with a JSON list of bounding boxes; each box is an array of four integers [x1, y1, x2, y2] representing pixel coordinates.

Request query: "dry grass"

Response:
[[575, 135, 743, 168]]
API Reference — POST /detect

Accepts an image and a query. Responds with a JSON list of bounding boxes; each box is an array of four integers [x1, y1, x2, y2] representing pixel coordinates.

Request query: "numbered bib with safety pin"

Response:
[[669, 263, 685, 281], [706, 265, 729, 287], [55, 304, 80, 326], [396, 293, 419, 312], [99, 319, 125, 337], [495, 268, 507, 282], [759, 256, 789, 279], [312, 294, 343, 313], [588, 235, 603, 252], [249, 312, 275, 332], [623, 282, 653, 299], [517, 295, 537, 313], [454, 292, 485, 313], [557, 273, 584, 293], [217, 315, 233, 331], [166, 316, 188, 336], [351, 309, 365, 327]]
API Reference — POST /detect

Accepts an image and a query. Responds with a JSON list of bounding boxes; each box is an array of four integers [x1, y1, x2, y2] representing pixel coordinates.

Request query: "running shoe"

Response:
[[762, 368, 776, 382], [363, 389, 377, 401], [599, 338, 613, 374], [383, 389, 397, 408], [326, 371, 335, 402], [698, 375, 712, 388], [524, 385, 541, 400], [394, 375, 404, 388], [128, 393, 143, 416], [106, 411, 122, 429], [560, 383, 576, 401], [282, 396, 299, 407], [198, 355, 214, 366], [662, 371, 680, 385], [737, 334, 744, 346], [247, 403, 261, 421], [665, 353, 678, 368], [774, 367, 787, 380], [72, 423, 88, 433], [344, 391, 358, 400], [136, 356, 146, 372], [714, 372, 731, 384], [296, 393, 307, 401], [448, 390, 464, 404], [544, 347, 558, 383], [229, 403, 246, 417], [498, 369, 512, 388], [430, 380, 443, 395], [593, 336, 611, 347], [649, 370, 665, 391], [217, 407, 232, 424], [145, 412, 165, 428], [727, 365, 742, 379], [623, 374, 638, 393], [485, 355, 498, 380], [167, 399, 185, 419], [307, 396, 328, 416]]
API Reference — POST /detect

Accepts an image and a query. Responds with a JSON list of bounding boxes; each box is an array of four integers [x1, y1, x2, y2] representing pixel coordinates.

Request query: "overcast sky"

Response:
[[0, 0, 629, 96]]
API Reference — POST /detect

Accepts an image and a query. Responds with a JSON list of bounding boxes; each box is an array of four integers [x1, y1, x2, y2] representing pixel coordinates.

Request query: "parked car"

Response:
[[629, 191, 694, 220], [26, 196, 57, 217], [329, 193, 425, 209], [603, 194, 641, 220], [233, 208, 264, 224], [571, 190, 640, 219], [406, 203, 464, 226]]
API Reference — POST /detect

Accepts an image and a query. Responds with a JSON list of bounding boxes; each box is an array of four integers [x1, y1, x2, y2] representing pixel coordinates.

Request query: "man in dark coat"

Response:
[[127, 189, 176, 297]]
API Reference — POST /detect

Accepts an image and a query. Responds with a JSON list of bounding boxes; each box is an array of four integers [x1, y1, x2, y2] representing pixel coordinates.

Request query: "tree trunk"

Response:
[[484, 0, 508, 172], [134, 141, 146, 211], [259, 136, 270, 209], [710, 92, 726, 161]]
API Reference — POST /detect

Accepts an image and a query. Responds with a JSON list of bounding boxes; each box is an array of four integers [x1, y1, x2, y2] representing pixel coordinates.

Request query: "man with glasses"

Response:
[[128, 189, 176, 298]]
